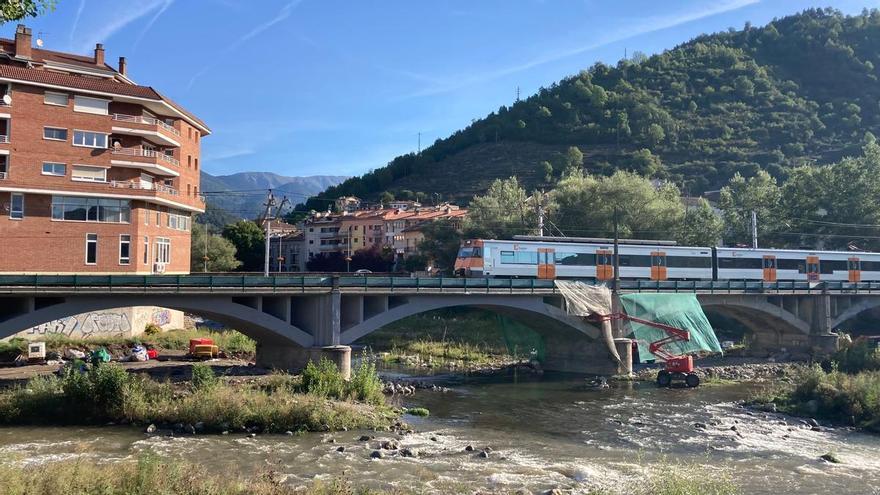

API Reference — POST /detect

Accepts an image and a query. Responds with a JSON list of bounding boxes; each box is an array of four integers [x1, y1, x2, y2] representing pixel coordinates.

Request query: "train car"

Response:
[[455, 238, 713, 280], [715, 247, 880, 282]]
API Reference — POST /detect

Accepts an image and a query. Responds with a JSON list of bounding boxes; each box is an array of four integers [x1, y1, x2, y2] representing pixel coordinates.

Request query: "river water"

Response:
[[1, 370, 878, 494]]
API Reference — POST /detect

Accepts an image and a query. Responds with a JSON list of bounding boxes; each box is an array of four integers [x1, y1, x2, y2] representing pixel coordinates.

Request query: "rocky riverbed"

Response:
[[631, 361, 806, 383]]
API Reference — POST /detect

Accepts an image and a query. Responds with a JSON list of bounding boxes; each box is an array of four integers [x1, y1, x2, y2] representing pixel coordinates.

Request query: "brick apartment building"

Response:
[[0, 25, 208, 274]]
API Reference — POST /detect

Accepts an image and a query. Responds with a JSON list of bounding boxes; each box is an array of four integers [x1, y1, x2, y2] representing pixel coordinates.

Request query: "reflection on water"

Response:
[[0, 370, 878, 494]]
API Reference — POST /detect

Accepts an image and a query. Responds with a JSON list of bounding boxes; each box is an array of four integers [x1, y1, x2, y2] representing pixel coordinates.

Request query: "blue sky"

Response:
[[2, 0, 877, 179]]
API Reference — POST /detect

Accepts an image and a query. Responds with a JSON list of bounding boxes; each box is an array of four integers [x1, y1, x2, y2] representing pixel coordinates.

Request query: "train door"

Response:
[[650, 251, 667, 281], [537, 248, 556, 279], [848, 257, 861, 283], [806, 256, 820, 282], [762, 255, 777, 282], [596, 249, 613, 281]]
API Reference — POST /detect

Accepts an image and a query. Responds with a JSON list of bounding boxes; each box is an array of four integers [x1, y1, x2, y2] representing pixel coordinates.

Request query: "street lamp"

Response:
[[345, 256, 352, 272]]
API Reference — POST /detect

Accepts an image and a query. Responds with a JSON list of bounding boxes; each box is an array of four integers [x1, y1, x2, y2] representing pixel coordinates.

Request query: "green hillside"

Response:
[[304, 8, 880, 208]]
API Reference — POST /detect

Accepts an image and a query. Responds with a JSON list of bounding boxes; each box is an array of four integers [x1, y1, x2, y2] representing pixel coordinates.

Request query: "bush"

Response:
[[348, 357, 384, 405], [301, 358, 345, 399], [407, 407, 430, 417], [191, 363, 217, 391], [775, 365, 880, 432], [831, 338, 880, 373], [144, 323, 162, 336]]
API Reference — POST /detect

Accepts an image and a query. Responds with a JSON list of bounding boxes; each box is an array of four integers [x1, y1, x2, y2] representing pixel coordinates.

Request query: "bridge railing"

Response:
[[0, 275, 879, 293]]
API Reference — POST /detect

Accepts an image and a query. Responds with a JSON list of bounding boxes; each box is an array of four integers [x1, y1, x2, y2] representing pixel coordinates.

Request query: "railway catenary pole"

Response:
[[751, 210, 758, 249]]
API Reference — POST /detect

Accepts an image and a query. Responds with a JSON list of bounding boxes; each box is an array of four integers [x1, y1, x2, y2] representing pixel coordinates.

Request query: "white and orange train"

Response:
[[453, 236, 880, 282]]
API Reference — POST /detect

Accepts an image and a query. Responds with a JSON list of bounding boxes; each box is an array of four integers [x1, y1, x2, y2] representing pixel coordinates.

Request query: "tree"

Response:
[[463, 177, 534, 239], [221, 220, 265, 271], [549, 169, 684, 239], [378, 191, 395, 205], [646, 123, 666, 146], [564, 146, 584, 174], [191, 224, 242, 272], [675, 199, 724, 246], [418, 218, 465, 274], [1, 0, 55, 23], [541, 160, 554, 183], [718, 170, 785, 247]]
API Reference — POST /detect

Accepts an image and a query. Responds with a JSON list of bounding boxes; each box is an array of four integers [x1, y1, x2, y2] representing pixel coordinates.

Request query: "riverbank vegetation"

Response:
[[359, 308, 517, 368], [752, 339, 880, 432], [0, 359, 392, 433]]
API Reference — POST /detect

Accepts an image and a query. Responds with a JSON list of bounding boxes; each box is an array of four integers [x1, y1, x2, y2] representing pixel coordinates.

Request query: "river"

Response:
[[1, 369, 878, 494]]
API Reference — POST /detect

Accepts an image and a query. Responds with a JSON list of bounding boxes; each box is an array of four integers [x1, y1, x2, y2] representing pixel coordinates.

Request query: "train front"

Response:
[[454, 239, 484, 277]]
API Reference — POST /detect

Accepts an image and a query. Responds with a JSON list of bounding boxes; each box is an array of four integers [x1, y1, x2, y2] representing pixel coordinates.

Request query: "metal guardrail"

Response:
[[112, 114, 181, 136], [0, 276, 878, 294]]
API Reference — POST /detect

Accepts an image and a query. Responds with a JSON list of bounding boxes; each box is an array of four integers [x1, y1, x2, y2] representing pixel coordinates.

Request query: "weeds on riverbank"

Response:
[[753, 365, 880, 433], [0, 455, 382, 495], [829, 338, 880, 373], [0, 359, 394, 432]]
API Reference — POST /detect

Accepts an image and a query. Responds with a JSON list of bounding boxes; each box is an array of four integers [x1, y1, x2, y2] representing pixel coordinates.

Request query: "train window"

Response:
[[860, 261, 880, 271], [807, 262, 820, 274], [500, 251, 514, 263], [763, 258, 776, 269], [618, 255, 651, 267], [652, 255, 666, 266], [457, 247, 474, 258], [471, 247, 482, 258], [555, 252, 596, 265], [500, 251, 537, 264], [666, 256, 711, 268], [718, 257, 762, 269], [849, 259, 861, 271], [776, 259, 802, 271], [820, 260, 846, 273]]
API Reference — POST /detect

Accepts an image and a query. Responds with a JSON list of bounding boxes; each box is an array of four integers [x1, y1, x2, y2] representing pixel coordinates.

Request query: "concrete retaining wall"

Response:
[[7, 306, 184, 340]]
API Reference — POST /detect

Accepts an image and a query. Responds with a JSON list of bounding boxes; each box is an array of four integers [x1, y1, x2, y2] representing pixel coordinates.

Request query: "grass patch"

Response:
[[406, 407, 430, 417], [0, 360, 395, 433], [0, 455, 382, 495]]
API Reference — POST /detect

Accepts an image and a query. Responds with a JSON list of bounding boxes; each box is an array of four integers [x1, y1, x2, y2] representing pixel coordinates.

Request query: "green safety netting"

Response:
[[620, 293, 722, 363], [497, 315, 545, 362]]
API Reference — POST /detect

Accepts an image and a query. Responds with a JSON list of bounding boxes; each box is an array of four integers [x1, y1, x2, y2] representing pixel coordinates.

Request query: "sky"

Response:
[[2, 0, 878, 181]]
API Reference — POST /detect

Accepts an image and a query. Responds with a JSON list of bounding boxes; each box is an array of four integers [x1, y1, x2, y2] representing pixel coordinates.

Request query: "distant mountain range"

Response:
[[200, 171, 348, 219]]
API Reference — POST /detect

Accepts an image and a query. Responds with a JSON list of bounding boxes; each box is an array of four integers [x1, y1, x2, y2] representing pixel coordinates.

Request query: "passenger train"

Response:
[[453, 236, 880, 282]]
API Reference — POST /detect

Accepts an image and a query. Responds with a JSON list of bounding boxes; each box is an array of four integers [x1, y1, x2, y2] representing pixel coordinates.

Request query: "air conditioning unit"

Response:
[[153, 262, 166, 274]]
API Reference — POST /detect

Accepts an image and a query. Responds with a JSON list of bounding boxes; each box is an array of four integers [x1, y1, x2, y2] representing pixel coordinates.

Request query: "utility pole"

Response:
[[263, 190, 276, 277], [613, 207, 620, 294], [536, 190, 546, 237], [203, 222, 208, 273], [417, 132, 421, 155], [750, 210, 758, 249], [516, 86, 520, 102]]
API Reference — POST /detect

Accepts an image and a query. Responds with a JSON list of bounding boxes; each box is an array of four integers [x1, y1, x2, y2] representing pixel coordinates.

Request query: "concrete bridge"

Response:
[[0, 275, 878, 375]]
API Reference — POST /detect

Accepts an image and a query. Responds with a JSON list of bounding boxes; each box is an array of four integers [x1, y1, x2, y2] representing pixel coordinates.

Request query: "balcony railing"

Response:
[[0, 135, 8, 144], [111, 114, 180, 136], [109, 180, 179, 196], [111, 147, 180, 167]]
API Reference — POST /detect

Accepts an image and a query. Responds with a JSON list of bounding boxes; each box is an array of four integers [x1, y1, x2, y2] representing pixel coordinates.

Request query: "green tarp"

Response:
[[497, 315, 545, 362], [620, 293, 722, 363]]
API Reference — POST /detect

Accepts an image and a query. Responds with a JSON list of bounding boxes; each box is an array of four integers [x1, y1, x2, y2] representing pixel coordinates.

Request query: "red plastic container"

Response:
[[146, 349, 159, 360], [189, 338, 213, 355]]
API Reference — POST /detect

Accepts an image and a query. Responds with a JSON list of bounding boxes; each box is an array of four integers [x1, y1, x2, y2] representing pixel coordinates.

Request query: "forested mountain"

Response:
[[304, 8, 880, 209], [201, 171, 347, 218]]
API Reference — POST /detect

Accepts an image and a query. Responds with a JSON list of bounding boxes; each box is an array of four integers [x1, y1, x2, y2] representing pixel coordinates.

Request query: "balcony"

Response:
[[110, 147, 180, 176], [111, 114, 181, 147], [109, 180, 179, 196], [0, 135, 8, 144]]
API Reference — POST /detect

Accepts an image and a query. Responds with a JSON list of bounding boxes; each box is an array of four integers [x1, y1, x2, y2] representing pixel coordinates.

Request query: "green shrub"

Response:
[[407, 407, 430, 417], [301, 358, 346, 399], [191, 363, 218, 391], [143, 323, 162, 336], [831, 338, 880, 373], [775, 365, 880, 432], [348, 357, 384, 405]]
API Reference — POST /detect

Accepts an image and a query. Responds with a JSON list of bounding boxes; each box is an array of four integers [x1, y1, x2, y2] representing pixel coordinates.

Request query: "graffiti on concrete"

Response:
[[150, 308, 171, 327], [27, 311, 131, 338]]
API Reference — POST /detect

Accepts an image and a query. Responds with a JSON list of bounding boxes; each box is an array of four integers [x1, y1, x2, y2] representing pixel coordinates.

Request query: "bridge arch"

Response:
[[0, 295, 314, 347], [832, 298, 880, 331], [340, 294, 600, 344], [698, 295, 810, 355]]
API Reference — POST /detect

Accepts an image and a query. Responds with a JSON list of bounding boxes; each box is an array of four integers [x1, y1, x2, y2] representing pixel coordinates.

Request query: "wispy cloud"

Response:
[[69, 0, 87, 47], [186, 0, 304, 90], [201, 147, 256, 162], [400, 0, 760, 98], [131, 0, 175, 52], [75, 0, 169, 53]]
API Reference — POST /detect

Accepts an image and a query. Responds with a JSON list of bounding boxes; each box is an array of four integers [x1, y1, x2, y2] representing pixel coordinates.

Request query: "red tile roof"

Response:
[[0, 39, 114, 70]]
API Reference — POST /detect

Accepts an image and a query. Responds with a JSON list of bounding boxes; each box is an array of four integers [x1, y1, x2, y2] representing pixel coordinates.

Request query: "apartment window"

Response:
[[194, 158, 198, 170], [144, 205, 150, 225], [41, 162, 66, 176], [119, 234, 131, 265], [187, 184, 191, 196], [167, 209, 190, 231], [86, 233, 98, 265], [187, 155, 191, 168], [73, 95, 109, 115], [9, 193, 23, 219], [155, 237, 171, 264], [71, 165, 107, 182], [73, 130, 108, 148], [51, 196, 130, 223], [43, 127, 67, 141], [143, 236, 149, 265], [188, 127, 192, 139], [155, 208, 161, 224], [44, 91, 68, 106]]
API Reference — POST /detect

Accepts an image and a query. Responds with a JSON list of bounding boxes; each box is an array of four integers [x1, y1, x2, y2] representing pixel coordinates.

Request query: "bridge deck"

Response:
[[0, 275, 877, 295]]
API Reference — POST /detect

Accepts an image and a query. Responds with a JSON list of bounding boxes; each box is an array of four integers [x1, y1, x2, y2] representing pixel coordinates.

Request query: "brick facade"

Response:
[[0, 25, 208, 274]]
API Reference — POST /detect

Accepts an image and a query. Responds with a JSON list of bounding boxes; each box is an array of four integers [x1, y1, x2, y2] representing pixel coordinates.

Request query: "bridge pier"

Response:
[[256, 344, 351, 379]]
